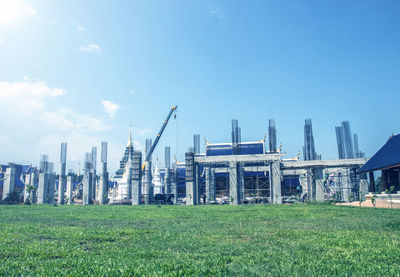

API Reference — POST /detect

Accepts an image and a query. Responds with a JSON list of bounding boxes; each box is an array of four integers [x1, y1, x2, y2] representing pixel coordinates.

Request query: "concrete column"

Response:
[[91, 171, 97, 202], [30, 171, 38, 203], [132, 152, 142, 205], [58, 163, 66, 204], [23, 172, 32, 203], [99, 163, 108, 204], [82, 172, 92, 205], [342, 169, 351, 202], [359, 173, 368, 201], [171, 168, 178, 204], [270, 161, 282, 204], [165, 170, 171, 194], [127, 164, 132, 200], [305, 169, 312, 201], [144, 161, 152, 204], [368, 171, 375, 193], [229, 161, 240, 205], [37, 173, 48, 204], [312, 167, 324, 202], [47, 173, 56, 204], [185, 152, 196, 205], [195, 164, 200, 204], [205, 167, 211, 203], [239, 165, 245, 202], [2, 166, 16, 200], [66, 175, 73, 204]]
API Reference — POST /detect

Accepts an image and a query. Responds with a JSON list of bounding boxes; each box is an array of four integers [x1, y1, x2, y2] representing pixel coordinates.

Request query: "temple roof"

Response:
[[126, 123, 133, 147], [358, 134, 400, 173]]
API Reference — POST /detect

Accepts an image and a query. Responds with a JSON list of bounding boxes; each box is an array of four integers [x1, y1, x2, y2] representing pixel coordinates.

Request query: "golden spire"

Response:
[[127, 122, 133, 147]]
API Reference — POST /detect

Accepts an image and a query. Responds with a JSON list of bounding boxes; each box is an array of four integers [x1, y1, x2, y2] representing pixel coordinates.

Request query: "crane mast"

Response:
[[142, 105, 178, 170]]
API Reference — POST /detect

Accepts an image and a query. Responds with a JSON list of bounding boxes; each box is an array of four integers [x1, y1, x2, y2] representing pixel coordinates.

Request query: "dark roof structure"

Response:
[[358, 134, 400, 173]]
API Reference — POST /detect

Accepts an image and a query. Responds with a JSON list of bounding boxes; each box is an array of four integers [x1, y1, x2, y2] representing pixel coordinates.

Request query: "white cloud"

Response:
[[79, 43, 101, 53], [0, 38, 3, 45], [72, 19, 85, 33], [208, 4, 228, 25], [136, 128, 153, 136], [129, 89, 135, 95], [0, 78, 112, 166], [0, 0, 37, 25], [102, 100, 119, 118], [77, 25, 85, 32], [43, 108, 111, 132], [133, 140, 143, 151], [49, 19, 56, 25], [0, 78, 66, 116]]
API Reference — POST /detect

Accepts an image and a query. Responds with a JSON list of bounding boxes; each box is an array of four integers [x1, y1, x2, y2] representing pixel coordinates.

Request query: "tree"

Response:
[[4, 191, 22, 204]]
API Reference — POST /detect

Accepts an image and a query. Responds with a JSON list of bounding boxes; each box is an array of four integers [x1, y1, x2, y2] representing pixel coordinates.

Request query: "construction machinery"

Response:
[[142, 106, 178, 170]]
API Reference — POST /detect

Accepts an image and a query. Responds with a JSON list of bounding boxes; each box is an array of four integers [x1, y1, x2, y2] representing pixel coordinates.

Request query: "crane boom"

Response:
[[142, 105, 177, 170]]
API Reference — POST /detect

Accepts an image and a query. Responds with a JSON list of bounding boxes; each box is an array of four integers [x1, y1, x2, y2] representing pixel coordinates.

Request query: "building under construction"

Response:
[[0, 106, 370, 206]]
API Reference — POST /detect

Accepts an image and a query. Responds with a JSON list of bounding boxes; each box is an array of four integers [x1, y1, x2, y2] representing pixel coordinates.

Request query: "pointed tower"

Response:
[[152, 158, 164, 195], [114, 124, 135, 179]]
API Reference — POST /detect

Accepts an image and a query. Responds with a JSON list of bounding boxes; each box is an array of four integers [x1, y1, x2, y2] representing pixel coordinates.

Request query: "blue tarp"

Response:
[[358, 134, 400, 173], [206, 142, 264, 156]]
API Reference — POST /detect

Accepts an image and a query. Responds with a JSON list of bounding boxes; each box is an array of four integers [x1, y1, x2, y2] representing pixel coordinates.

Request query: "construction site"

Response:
[[0, 105, 379, 206]]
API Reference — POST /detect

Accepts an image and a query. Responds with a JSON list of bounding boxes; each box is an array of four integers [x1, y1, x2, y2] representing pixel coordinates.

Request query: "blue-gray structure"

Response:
[[335, 126, 345, 159], [303, 119, 318, 161], [193, 134, 200, 154], [268, 119, 277, 153], [341, 121, 354, 159], [58, 142, 67, 204], [335, 121, 364, 159]]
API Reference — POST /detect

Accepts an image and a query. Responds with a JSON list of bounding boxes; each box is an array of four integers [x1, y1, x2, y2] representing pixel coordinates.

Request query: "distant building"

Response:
[[359, 134, 400, 193], [303, 119, 319, 160], [114, 129, 135, 180], [335, 121, 364, 159]]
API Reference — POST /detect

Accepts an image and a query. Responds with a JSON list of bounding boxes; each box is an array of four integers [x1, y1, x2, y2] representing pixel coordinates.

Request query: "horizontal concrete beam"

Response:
[[282, 158, 367, 169], [194, 154, 281, 165]]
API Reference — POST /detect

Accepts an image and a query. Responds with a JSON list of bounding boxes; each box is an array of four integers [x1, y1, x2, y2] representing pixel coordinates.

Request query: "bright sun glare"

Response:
[[0, 0, 36, 25]]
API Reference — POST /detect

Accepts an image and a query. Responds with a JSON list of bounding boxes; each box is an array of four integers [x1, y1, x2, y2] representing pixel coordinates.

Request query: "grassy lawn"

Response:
[[0, 204, 399, 276]]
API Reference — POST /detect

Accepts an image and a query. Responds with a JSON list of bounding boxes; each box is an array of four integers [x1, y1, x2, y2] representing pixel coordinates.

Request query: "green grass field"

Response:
[[0, 204, 399, 276]]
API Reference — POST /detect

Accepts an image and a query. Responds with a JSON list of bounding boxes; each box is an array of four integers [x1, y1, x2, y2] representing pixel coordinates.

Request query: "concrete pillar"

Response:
[[144, 161, 152, 204], [171, 167, 178, 204], [37, 173, 48, 204], [66, 175, 73, 204], [99, 141, 108, 205], [82, 172, 92, 205], [30, 171, 38, 203], [368, 171, 375, 193], [229, 161, 240, 205], [239, 165, 245, 202], [205, 167, 211, 203], [99, 163, 108, 204], [58, 163, 66, 204], [132, 152, 142, 205], [91, 171, 97, 202], [195, 164, 200, 204], [270, 161, 282, 204], [127, 162, 133, 200], [47, 173, 56, 204], [185, 152, 196, 205], [306, 169, 312, 201], [342, 169, 351, 202], [23, 171, 33, 203], [165, 169, 171, 194], [359, 173, 368, 201], [312, 167, 324, 202], [2, 166, 16, 200]]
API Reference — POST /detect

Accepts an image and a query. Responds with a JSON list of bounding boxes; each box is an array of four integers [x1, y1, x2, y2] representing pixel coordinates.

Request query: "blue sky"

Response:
[[0, 0, 399, 173]]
